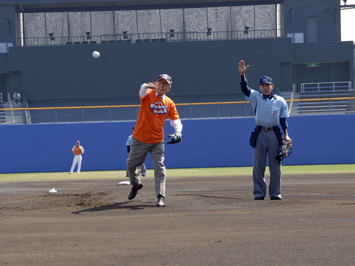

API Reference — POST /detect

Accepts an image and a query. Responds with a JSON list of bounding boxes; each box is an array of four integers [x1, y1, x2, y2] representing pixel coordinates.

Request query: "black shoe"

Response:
[[156, 195, 165, 207], [254, 197, 265, 200], [270, 197, 282, 200], [128, 183, 143, 200]]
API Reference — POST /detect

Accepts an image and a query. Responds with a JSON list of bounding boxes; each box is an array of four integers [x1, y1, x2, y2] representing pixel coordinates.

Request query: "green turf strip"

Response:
[[0, 164, 354, 182]]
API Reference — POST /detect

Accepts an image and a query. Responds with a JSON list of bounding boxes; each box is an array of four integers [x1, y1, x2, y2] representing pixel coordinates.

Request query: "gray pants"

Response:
[[126, 162, 146, 177], [253, 130, 282, 199], [127, 137, 166, 197]]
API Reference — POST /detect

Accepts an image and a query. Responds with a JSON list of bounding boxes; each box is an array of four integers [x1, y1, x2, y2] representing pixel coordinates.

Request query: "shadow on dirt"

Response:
[[72, 201, 156, 214]]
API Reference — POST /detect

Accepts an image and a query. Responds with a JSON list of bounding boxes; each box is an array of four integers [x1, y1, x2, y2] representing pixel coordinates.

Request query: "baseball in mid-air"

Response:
[[92, 51, 100, 59]]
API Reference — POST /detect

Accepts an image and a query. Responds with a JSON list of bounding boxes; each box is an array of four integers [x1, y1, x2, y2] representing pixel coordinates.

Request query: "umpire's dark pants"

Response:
[[253, 129, 282, 199]]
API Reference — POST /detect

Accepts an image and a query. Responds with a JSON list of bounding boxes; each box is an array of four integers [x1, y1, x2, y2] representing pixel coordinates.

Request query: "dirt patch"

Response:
[[1, 174, 355, 266], [11, 191, 114, 211]]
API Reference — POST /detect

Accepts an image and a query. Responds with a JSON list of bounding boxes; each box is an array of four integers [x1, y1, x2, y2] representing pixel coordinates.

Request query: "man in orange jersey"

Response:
[[69, 140, 85, 174], [127, 74, 183, 207]]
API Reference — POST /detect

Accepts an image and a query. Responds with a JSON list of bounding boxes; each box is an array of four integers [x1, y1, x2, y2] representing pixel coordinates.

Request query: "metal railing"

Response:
[[24, 96, 32, 124], [301, 81, 352, 92], [19, 29, 283, 47], [7, 92, 15, 122], [1, 96, 355, 124], [295, 97, 353, 115]]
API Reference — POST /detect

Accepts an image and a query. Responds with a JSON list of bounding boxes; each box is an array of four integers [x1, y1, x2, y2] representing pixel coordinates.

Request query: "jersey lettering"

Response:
[[150, 102, 168, 114]]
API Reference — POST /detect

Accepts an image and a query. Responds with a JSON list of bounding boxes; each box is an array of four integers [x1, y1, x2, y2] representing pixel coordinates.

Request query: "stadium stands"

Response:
[[1, 102, 28, 124], [291, 81, 354, 115]]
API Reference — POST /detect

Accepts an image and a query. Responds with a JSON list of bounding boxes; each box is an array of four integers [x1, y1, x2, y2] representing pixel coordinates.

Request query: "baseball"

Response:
[[92, 51, 100, 59]]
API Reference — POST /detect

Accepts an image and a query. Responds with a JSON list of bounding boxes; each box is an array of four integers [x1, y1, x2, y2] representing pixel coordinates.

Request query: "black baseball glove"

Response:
[[167, 132, 183, 144], [276, 140, 293, 162]]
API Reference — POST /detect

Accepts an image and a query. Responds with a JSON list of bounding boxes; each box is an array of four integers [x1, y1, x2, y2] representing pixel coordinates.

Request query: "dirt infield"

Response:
[[1, 173, 355, 266]]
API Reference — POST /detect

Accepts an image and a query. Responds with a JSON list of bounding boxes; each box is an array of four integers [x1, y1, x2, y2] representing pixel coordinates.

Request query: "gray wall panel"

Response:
[[68, 11, 90, 37], [21, 4, 279, 42], [184, 8, 207, 33], [231, 6, 254, 32], [91, 11, 114, 36], [45, 12, 68, 44], [160, 9, 183, 33], [255, 5, 275, 30], [115, 10, 137, 35], [207, 6, 231, 32], [46, 12, 68, 36], [137, 9, 161, 34], [24, 13, 45, 38]]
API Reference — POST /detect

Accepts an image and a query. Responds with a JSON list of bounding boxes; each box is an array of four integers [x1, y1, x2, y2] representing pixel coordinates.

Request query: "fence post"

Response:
[[109, 106, 112, 122], [244, 101, 247, 117], [82, 107, 85, 122], [190, 103, 193, 119], [54, 107, 57, 123], [217, 103, 220, 119]]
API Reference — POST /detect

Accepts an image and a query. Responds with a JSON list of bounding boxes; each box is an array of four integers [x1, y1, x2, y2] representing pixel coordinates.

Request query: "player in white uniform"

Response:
[[69, 140, 85, 174]]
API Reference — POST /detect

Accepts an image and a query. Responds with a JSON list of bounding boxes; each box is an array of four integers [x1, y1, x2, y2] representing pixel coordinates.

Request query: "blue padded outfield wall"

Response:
[[0, 114, 354, 173]]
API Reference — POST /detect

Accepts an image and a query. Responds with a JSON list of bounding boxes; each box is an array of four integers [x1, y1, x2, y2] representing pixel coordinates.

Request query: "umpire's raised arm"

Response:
[[238, 60, 251, 97], [238, 59, 249, 75]]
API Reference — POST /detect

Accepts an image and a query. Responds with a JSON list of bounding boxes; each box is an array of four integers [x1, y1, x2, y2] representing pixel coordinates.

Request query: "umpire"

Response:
[[238, 60, 292, 200]]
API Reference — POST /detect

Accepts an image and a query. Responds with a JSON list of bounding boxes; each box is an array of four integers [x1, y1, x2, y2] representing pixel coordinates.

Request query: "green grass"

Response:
[[0, 164, 354, 183]]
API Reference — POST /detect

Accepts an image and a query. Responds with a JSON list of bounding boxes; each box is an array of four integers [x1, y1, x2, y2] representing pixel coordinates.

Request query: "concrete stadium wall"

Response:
[[283, 0, 340, 43], [7, 38, 293, 105], [4, 38, 353, 108], [0, 114, 354, 173]]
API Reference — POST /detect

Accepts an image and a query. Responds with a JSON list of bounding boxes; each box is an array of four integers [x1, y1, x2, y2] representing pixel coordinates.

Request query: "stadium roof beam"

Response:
[[0, 0, 282, 13]]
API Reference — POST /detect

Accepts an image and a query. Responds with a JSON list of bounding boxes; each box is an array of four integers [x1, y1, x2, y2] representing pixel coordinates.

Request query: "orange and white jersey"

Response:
[[133, 87, 181, 144], [72, 145, 84, 155]]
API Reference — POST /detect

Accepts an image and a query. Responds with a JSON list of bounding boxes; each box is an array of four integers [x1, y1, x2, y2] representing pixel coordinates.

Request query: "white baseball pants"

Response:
[[70, 155, 82, 173]]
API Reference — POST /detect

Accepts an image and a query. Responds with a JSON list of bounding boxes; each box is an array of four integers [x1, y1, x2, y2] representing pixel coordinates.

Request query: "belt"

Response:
[[262, 126, 273, 131]]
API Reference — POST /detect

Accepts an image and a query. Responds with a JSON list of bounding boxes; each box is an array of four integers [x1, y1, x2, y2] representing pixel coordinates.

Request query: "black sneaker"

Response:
[[254, 197, 265, 200], [156, 195, 165, 207], [128, 183, 143, 200], [270, 197, 282, 200]]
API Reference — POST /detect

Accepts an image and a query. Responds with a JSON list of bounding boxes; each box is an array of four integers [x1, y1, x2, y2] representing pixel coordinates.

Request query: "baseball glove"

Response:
[[167, 132, 183, 144], [276, 140, 293, 162]]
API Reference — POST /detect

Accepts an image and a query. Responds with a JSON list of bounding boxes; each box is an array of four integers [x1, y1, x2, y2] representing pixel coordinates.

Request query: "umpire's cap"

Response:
[[157, 74, 172, 87], [259, 76, 273, 85]]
